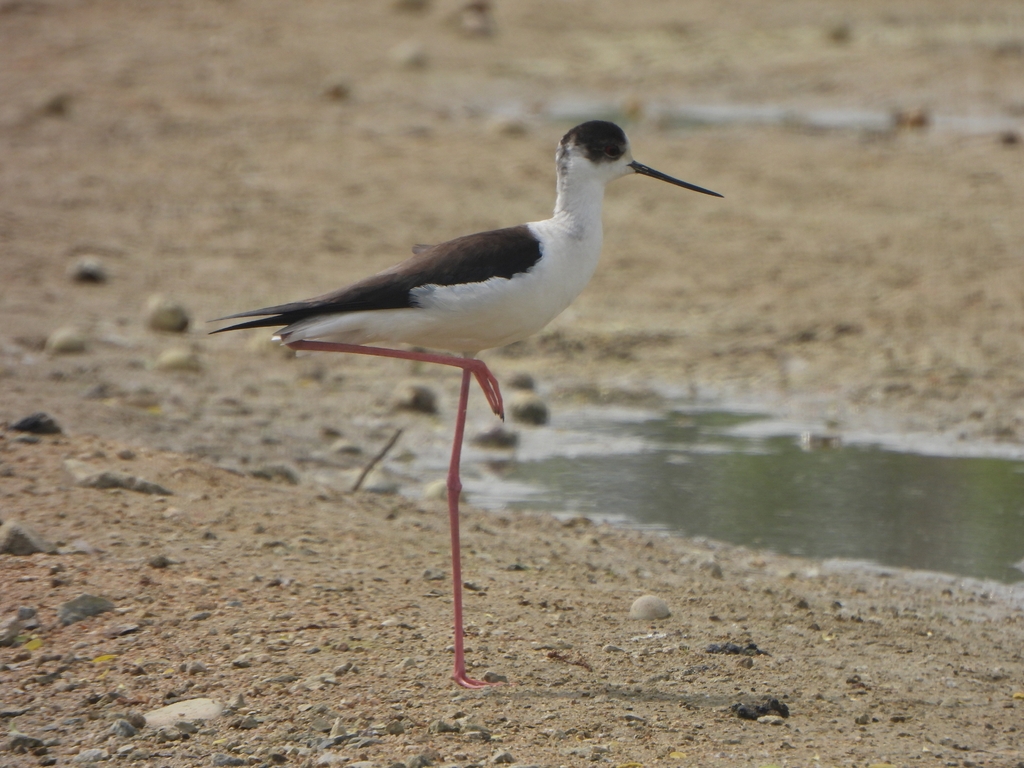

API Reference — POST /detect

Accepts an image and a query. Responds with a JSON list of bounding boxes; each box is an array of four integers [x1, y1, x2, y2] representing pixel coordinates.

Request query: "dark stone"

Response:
[[732, 697, 790, 720], [10, 412, 62, 435], [706, 641, 769, 656]]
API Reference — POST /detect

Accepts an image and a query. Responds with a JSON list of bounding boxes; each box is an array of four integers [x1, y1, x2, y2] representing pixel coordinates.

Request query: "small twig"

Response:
[[352, 428, 403, 492]]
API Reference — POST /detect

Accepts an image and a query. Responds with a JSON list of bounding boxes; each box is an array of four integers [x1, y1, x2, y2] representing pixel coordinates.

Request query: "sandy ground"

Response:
[[2, 1, 1024, 766]]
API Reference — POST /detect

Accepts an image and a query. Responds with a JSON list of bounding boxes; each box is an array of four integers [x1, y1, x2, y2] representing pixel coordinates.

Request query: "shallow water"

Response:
[[463, 408, 1024, 584]]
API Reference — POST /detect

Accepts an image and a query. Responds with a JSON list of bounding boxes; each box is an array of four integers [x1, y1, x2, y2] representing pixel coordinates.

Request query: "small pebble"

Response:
[[757, 715, 786, 726], [323, 80, 351, 101], [329, 438, 362, 455], [508, 372, 535, 390], [45, 326, 88, 354], [471, 425, 519, 449], [491, 750, 515, 764], [629, 594, 671, 620], [57, 594, 115, 626], [145, 294, 190, 333], [423, 479, 460, 501], [250, 464, 300, 484], [359, 468, 401, 494], [212, 755, 247, 767], [460, 0, 494, 36], [153, 347, 201, 372], [73, 749, 108, 763], [487, 117, 529, 137], [390, 40, 428, 69], [110, 719, 137, 738], [392, 383, 438, 414], [428, 719, 458, 733], [67, 256, 107, 283], [423, 568, 445, 581], [509, 392, 548, 425], [0, 521, 57, 556]]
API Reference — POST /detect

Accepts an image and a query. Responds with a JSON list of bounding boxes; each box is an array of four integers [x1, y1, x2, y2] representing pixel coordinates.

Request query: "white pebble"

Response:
[[153, 347, 202, 372], [45, 326, 87, 354], [629, 594, 670, 620], [145, 294, 190, 333]]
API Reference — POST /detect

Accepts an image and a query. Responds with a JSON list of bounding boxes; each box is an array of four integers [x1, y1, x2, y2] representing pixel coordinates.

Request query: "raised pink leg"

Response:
[[285, 340, 504, 419], [285, 340, 503, 688]]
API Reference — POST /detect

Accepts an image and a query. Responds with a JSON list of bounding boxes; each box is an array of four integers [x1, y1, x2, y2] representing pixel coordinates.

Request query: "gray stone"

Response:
[[509, 392, 549, 425], [64, 459, 172, 495], [9, 733, 44, 753], [58, 594, 115, 625], [73, 748, 108, 763], [212, 754, 247, 767], [110, 719, 137, 738], [628, 594, 671, 620], [406, 754, 434, 768], [0, 616, 23, 646], [0, 521, 57, 555], [490, 751, 515, 764], [428, 719, 458, 734]]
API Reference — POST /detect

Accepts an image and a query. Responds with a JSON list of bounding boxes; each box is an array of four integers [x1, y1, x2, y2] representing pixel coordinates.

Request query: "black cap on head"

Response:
[[560, 120, 629, 163]]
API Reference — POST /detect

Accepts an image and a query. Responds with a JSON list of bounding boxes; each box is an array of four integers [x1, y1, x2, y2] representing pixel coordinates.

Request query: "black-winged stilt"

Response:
[[213, 120, 721, 687]]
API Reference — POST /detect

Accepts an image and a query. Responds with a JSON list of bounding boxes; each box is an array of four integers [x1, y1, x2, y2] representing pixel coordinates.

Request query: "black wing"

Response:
[[210, 225, 542, 334]]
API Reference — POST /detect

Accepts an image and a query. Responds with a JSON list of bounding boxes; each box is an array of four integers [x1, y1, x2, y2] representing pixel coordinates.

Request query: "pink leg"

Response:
[[285, 340, 504, 419], [447, 368, 494, 688], [285, 340, 503, 688]]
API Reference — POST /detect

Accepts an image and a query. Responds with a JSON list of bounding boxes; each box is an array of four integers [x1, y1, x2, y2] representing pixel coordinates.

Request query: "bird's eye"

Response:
[[604, 145, 622, 158]]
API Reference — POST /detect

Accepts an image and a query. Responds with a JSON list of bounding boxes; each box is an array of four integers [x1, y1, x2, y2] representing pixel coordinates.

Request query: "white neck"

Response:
[[551, 168, 607, 241]]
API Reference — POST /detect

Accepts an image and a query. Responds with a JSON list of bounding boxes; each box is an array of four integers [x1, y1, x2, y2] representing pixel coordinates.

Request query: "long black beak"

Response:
[[629, 161, 723, 198]]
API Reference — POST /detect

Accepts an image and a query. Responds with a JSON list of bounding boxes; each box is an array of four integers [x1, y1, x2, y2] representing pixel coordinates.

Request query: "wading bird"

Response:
[[213, 120, 721, 687]]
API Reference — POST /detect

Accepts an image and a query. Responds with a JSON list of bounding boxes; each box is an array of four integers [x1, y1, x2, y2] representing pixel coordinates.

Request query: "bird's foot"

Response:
[[466, 360, 504, 420], [453, 666, 503, 689]]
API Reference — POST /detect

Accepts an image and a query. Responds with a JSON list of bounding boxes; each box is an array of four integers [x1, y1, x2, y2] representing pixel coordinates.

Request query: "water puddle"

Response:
[[493, 98, 1023, 136], [460, 407, 1024, 584]]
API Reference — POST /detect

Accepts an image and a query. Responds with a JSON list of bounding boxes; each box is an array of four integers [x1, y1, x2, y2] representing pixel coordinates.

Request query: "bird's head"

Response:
[[557, 120, 722, 198]]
